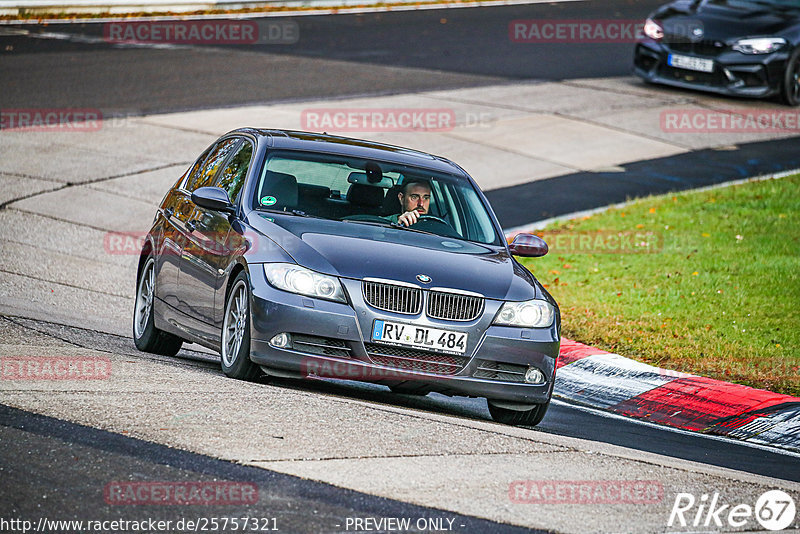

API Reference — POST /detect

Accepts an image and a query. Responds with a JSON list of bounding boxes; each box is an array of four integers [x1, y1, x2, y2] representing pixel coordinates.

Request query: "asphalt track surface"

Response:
[[490, 136, 800, 227], [0, 404, 539, 534], [4, 0, 800, 224], [2, 2, 800, 531], [3, 0, 665, 113], [1, 318, 798, 533]]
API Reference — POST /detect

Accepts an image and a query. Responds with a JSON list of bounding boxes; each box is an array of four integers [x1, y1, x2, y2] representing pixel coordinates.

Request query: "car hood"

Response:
[[656, 0, 799, 39], [246, 213, 540, 301]]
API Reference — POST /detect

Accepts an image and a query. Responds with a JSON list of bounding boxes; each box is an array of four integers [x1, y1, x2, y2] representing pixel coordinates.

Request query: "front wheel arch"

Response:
[[781, 47, 800, 107]]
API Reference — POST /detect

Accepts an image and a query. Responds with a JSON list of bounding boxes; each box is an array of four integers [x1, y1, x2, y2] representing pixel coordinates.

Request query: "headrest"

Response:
[[347, 183, 384, 207], [298, 183, 331, 198], [260, 171, 298, 209], [381, 184, 403, 216]]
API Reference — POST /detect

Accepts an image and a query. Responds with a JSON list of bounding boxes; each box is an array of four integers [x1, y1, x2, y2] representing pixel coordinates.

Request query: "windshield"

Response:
[[252, 150, 502, 245]]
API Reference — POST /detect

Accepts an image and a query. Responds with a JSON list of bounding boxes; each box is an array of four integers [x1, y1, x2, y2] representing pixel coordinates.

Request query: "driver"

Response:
[[387, 180, 431, 227]]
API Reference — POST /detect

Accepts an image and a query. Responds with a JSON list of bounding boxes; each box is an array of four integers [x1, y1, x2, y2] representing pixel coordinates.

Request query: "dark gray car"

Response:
[[133, 129, 560, 426]]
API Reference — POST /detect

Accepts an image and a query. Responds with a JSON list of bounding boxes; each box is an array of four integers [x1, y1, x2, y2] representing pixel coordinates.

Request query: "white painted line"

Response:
[[550, 398, 800, 459], [555, 352, 685, 409], [504, 167, 800, 235], [0, 25, 205, 50], [726, 406, 800, 449], [0, 0, 583, 24]]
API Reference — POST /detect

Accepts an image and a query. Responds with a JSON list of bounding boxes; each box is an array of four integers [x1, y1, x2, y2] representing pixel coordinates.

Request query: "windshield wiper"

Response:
[[340, 219, 395, 228], [258, 208, 327, 219], [392, 224, 441, 237], [339, 218, 436, 234]]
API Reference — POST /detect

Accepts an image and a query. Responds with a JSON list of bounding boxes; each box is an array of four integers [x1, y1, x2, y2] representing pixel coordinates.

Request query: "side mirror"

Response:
[[508, 233, 548, 257], [192, 186, 234, 214]]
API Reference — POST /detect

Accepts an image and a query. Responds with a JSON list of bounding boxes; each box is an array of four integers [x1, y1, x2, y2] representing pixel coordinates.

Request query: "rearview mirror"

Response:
[[192, 186, 234, 214], [508, 233, 548, 257]]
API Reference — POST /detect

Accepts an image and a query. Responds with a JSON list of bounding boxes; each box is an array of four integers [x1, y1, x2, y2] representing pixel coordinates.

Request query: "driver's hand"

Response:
[[397, 210, 421, 226]]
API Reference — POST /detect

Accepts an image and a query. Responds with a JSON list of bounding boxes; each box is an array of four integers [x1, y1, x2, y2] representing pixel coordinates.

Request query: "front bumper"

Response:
[[633, 39, 789, 98], [247, 269, 560, 406]]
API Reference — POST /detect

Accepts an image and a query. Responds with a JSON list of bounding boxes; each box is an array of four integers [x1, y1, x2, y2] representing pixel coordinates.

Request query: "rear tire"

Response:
[[133, 256, 183, 356], [220, 272, 260, 381], [781, 48, 800, 107], [488, 400, 550, 426]]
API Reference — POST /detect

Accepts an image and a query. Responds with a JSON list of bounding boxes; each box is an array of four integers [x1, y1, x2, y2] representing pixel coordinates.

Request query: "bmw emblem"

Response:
[[692, 27, 703, 37], [416, 274, 432, 284]]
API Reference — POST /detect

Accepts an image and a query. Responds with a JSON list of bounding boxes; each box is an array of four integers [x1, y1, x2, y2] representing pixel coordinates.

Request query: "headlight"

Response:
[[264, 263, 346, 303], [493, 299, 555, 328], [733, 37, 786, 55], [643, 18, 663, 40]]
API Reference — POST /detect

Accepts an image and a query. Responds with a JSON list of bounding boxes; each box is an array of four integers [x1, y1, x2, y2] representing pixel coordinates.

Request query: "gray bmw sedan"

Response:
[[133, 129, 560, 426]]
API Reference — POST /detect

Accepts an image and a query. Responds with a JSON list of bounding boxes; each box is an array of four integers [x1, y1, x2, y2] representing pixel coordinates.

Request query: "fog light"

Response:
[[270, 333, 292, 348], [524, 367, 545, 384]]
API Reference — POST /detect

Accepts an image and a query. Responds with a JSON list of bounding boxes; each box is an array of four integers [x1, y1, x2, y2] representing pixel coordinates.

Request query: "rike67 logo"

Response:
[[668, 490, 796, 531]]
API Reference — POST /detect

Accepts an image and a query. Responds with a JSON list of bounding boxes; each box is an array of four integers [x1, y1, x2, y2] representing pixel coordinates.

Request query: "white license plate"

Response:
[[668, 53, 714, 73], [371, 319, 468, 355]]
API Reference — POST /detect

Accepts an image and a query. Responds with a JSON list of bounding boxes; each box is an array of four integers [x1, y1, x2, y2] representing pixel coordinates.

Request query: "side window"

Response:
[[180, 147, 212, 191], [184, 138, 239, 192], [215, 139, 253, 202]]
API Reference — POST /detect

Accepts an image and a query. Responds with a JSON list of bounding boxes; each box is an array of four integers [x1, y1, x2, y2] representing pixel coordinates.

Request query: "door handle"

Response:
[[186, 220, 197, 233]]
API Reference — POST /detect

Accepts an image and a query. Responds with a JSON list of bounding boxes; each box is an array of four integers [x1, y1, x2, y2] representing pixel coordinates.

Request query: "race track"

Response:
[[1, 2, 799, 532]]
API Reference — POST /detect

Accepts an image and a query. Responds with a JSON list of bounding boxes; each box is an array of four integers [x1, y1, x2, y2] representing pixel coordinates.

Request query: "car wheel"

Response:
[[133, 256, 183, 356], [220, 272, 260, 381], [488, 400, 550, 426], [781, 48, 800, 106]]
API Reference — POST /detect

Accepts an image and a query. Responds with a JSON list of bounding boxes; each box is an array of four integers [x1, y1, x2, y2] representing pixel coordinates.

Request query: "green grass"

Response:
[[519, 174, 800, 396]]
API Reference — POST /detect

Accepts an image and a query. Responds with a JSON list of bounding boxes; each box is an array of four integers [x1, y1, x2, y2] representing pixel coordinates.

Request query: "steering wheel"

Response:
[[416, 215, 450, 226], [412, 215, 460, 238]]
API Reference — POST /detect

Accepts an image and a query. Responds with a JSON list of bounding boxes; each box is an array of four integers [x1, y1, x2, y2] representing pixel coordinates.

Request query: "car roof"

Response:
[[229, 128, 469, 177]]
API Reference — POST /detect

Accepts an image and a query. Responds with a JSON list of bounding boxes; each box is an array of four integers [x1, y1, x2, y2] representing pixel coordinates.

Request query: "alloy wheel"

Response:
[[134, 258, 155, 339], [222, 280, 248, 367]]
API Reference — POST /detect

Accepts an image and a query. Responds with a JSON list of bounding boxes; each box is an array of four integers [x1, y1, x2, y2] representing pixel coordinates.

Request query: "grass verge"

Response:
[[519, 173, 800, 396]]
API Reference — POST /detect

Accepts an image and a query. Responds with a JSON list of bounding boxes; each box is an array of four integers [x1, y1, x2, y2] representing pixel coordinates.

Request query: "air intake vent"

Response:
[[291, 334, 352, 359], [473, 360, 527, 382], [365, 343, 468, 375]]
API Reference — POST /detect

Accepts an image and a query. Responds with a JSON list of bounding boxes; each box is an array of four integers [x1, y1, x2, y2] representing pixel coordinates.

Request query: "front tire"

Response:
[[781, 48, 800, 107], [488, 401, 550, 426], [220, 272, 259, 381], [133, 256, 183, 356]]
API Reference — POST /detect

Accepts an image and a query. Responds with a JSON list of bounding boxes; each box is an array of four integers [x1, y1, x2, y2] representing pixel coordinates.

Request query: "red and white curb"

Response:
[[553, 339, 800, 453]]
